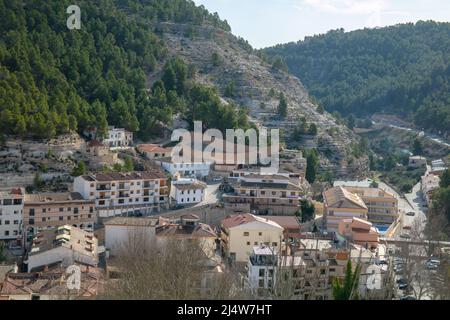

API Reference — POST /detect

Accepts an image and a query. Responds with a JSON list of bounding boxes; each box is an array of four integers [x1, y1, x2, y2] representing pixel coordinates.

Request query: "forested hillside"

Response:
[[263, 21, 450, 135], [0, 0, 247, 141]]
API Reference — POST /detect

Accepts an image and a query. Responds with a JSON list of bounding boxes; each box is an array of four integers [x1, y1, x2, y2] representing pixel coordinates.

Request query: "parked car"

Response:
[[400, 234, 411, 239], [406, 212, 416, 216], [396, 278, 407, 285], [400, 295, 416, 300]]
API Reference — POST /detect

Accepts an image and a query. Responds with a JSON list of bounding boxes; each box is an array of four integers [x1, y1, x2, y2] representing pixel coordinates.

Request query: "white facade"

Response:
[[171, 179, 206, 205], [103, 127, 133, 148], [0, 189, 24, 241], [73, 172, 169, 218], [157, 160, 212, 178], [104, 217, 162, 255]]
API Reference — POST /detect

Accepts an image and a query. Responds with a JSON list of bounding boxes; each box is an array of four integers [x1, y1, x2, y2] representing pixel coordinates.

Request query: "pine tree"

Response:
[[277, 93, 287, 118]]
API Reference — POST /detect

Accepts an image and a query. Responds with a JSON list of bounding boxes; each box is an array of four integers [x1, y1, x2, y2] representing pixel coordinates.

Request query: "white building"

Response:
[[0, 188, 24, 244], [171, 178, 207, 205], [155, 158, 212, 178], [25, 225, 98, 272], [103, 127, 133, 148], [104, 216, 168, 255], [73, 171, 169, 218]]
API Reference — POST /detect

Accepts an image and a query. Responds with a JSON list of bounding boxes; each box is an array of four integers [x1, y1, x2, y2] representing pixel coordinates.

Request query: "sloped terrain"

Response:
[[156, 22, 369, 178]]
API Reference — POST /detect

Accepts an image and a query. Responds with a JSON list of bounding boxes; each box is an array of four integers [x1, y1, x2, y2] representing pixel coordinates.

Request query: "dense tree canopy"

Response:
[[264, 21, 450, 135], [0, 0, 241, 141]]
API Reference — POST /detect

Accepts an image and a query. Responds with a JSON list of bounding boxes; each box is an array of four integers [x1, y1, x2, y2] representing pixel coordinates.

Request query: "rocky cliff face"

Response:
[[155, 23, 369, 179]]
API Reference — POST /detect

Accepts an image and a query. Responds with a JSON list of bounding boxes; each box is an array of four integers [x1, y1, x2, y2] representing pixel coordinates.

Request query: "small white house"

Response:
[[103, 127, 133, 148], [171, 178, 207, 205]]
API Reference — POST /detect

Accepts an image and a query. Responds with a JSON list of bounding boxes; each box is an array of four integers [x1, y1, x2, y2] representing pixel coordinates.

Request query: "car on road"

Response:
[[428, 259, 440, 266], [406, 212, 416, 216], [396, 278, 407, 285], [400, 234, 411, 239], [212, 176, 223, 182], [400, 295, 416, 300]]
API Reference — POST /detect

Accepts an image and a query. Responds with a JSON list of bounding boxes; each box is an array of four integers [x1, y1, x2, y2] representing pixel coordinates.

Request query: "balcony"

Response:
[[96, 184, 111, 191]]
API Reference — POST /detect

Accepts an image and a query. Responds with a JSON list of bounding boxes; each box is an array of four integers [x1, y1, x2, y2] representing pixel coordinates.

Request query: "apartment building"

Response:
[[0, 188, 24, 243], [323, 186, 368, 232], [338, 217, 380, 249], [73, 171, 169, 218], [137, 144, 172, 159], [223, 174, 303, 215], [23, 192, 96, 238], [220, 213, 284, 263], [343, 187, 398, 225], [25, 225, 98, 272], [170, 178, 206, 205], [103, 127, 133, 148], [246, 245, 306, 298]]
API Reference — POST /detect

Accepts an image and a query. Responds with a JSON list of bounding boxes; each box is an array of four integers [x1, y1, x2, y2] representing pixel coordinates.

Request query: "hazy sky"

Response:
[[193, 0, 450, 48]]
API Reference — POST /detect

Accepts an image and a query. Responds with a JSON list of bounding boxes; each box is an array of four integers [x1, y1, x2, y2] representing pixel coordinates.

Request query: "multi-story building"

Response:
[[0, 188, 24, 244], [103, 127, 133, 148], [342, 187, 398, 225], [25, 225, 98, 272], [74, 171, 169, 218], [246, 245, 306, 298], [23, 192, 96, 238], [220, 213, 284, 264], [430, 159, 448, 176], [223, 174, 304, 215], [170, 178, 207, 205], [323, 186, 368, 232]]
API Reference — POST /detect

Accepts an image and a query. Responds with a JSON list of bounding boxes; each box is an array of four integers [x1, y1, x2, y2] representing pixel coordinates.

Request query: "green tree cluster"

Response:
[[264, 21, 450, 135]]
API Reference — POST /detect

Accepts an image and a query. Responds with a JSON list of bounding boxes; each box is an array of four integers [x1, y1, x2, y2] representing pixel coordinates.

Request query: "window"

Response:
[[89, 207, 94, 213], [272, 242, 277, 247], [68, 207, 71, 211], [74, 208, 79, 214], [59, 208, 64, 212], [99, 200, 105, 205], [29, 209, 35, 216], [258, 279, 265, 288], [42, 218, 46, 222], [5, 220, 10, 225], [254, 242, 258, 245], [29, 219, 34, 225], [259, 232, 262, 236], [59, 216, 64, 221], [42, 208, 46, 213], [14, 220, 18, 225], [88, 214, 92, 218], [3, 199, 12, 205], [259, 269, 265, 277], [5, 231, 9, 236], [243, 232, 249, 236], [247, 242, 250, 245]]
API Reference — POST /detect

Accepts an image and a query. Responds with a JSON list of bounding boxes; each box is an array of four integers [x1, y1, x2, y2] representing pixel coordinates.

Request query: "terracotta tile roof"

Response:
[[137, 144, 172, 154], [156, 223, 217, 238], [0, 264, 103, 299], [220, 213, 283, 230], [103, 216, 169, 227], [81, 170, 166, 182], [323, 186, 367, 210], [24, 192, 88, 203]]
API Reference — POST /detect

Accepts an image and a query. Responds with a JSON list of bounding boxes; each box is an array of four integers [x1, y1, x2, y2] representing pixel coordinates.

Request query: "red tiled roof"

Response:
[[137, 144, 172, 154]]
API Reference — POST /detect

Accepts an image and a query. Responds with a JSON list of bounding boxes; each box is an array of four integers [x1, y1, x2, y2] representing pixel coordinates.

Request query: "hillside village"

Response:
[[0, 126, 449, 300], [0, 0, 449, 303]]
